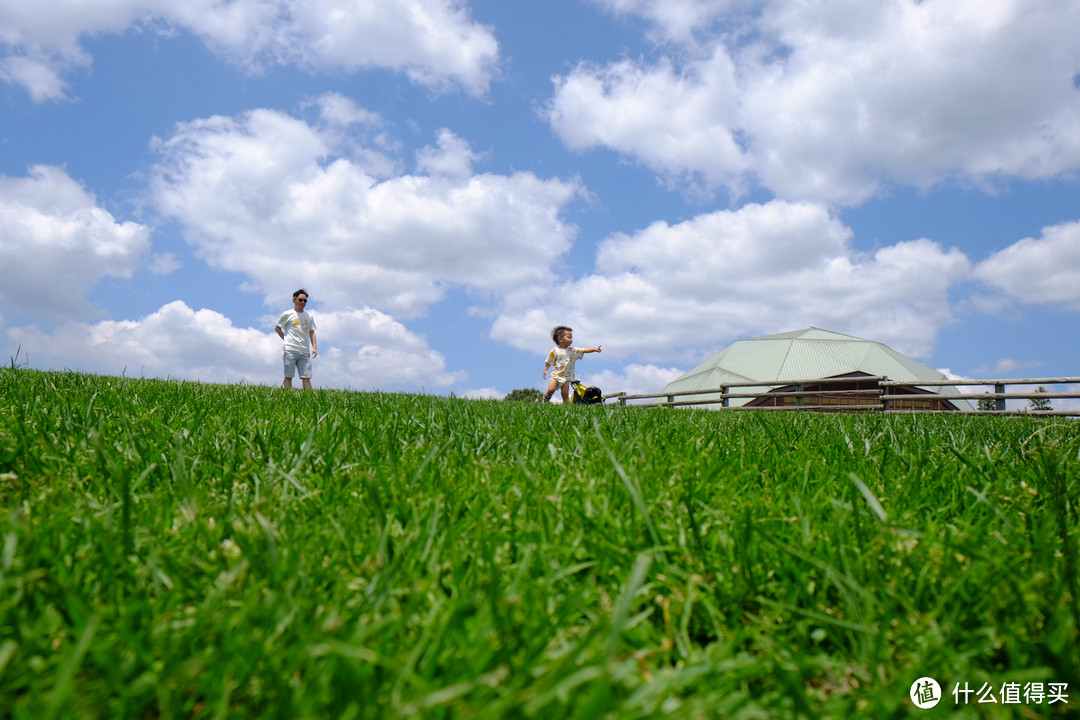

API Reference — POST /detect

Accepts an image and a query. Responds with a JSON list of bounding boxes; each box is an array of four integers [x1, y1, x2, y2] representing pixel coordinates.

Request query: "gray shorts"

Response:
[[283, 350, 312, 379]]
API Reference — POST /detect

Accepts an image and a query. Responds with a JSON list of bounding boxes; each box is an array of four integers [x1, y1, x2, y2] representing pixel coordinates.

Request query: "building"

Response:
[[662, 327, 972, 411]]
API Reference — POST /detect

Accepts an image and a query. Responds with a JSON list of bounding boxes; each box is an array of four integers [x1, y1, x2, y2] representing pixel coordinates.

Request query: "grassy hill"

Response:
[[0, 369, 1076, 718]]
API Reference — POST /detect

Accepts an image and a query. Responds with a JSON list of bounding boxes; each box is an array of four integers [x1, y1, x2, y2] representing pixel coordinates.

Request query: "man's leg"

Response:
[[283, 351, 297, 388], [297, 354, 313, 390]]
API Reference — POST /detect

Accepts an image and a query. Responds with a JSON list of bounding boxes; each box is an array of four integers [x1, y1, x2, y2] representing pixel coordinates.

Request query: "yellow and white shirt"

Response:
[[547, 346, 585, 383]]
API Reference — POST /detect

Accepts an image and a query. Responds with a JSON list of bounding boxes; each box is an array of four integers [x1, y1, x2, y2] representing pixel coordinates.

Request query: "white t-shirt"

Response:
[[277, 310, 316, 354], [547, 346, 585, 381]]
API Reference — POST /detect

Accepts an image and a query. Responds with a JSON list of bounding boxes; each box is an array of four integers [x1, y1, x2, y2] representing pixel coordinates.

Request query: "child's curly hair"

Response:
[[551, 325, 572, 343]]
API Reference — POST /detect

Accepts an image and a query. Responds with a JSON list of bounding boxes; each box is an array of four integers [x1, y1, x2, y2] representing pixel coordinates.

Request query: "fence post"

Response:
[[667, 394, 674, 406], [796, 384, 804, 407], [721, 386, 728, 407], [994, 383, 1006, 411], [880, 379, 889, 412]]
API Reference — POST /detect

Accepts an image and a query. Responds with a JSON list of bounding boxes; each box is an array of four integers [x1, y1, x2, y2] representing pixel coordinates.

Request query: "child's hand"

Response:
[[596, 345, 602, 353]]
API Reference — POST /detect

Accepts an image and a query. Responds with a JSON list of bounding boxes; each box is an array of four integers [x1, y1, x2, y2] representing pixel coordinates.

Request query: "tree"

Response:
[[977, 396, 998, 411], [504, 387, 543, 402], [1028, 386, 1053, 412]]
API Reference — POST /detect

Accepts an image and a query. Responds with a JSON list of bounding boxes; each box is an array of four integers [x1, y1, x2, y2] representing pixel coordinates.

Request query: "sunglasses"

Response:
[[296, 298, 308, 303]]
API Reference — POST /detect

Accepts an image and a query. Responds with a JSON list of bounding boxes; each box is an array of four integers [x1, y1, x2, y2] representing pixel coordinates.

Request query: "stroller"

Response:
[[570, 380, 604, 405]]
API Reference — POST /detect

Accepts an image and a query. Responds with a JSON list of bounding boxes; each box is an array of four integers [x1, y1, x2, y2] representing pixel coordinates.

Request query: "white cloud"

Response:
[[585, 363, 685, 397], [492, 200, 971, 362], [461, 387, 504, 400], [1, 105, 580, 394], [967, 358, 1043, 378], [0, 165, 150, 321], [974, 221, 1080, 310], [8, 300, 461, 390], [936, 369, 982, 395], [9, 300, 279, 383], [276, 0, 498, 95], [311, 308, 464, 389], [552, 0, 1080, 204], [309, 92, 384, 129], [149, 108, 583, 318], [147, 252, 181, 275], [0, 0, 498, 101], [548, 49, 748, 194], [0, 54, 69, 102], [416, 128, 482, 178], [589, 0, 748, 43]]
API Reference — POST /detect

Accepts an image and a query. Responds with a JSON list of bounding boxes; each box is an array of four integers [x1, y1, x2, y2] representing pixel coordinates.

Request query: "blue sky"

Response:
[[2, 0, 1079, 402]]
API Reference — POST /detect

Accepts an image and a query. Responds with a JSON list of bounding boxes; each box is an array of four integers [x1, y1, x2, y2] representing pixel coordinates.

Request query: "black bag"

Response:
[[571, 380, 603, 405]]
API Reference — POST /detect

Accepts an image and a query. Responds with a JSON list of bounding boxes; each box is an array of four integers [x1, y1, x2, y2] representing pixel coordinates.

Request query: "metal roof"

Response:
[[664, 327, 973, 409]]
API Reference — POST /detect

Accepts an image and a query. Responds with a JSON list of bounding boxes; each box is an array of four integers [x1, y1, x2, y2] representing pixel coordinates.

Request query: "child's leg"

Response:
[[560, 382, 571, 404], [544, 377, 559, 400]]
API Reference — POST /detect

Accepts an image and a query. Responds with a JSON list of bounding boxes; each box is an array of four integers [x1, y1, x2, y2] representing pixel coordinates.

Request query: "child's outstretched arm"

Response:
[[583, 345, 602, 354]]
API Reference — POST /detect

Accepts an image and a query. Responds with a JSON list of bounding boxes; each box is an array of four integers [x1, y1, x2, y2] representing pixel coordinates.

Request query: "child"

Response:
[[542, 325, 602, 403]]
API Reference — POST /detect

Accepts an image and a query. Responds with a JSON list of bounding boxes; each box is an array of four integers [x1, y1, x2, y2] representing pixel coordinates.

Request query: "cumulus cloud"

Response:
[[275, 0, 498, 95], [309, 92, 384, 130], [147, 252, 182, 275], [0, 165, 150, 322], [936, 369, 982, 395], [0, 103, 583, 393], [548, 49, 748, 193], [9, 301, 278, 383], [312, 308, 464, 389], [585, 363, 685, 396], [0, 0, 498, 101], [461, 387, 504, 400], [974, 221, 1080, 310], [0, 54, 69, 102], [552, 0, 1080, 204], [9, 300, 460, 389], [492, 200, 971, 362], [589, 0, 746, 43], [149, 107, 582, 318], [416, 128, 483, 178]]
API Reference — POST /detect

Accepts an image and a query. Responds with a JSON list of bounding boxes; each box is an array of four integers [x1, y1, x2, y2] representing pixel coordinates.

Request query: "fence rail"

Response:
[[603, 377, 1080, 416]]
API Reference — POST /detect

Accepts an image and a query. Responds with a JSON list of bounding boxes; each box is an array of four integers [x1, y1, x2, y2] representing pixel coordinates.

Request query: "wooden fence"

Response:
[[603, 376, 1080, 416]]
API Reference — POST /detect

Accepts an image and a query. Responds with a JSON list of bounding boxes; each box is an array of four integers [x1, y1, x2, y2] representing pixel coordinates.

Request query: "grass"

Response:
[[0, 368, 1077, 718]]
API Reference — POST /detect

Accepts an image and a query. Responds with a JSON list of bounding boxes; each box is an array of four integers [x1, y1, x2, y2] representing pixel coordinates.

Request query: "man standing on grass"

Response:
[[276, 288, 317, 389]]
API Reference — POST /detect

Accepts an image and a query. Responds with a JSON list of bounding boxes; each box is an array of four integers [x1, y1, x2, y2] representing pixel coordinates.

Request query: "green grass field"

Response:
[[1, 368, 1077, 718]]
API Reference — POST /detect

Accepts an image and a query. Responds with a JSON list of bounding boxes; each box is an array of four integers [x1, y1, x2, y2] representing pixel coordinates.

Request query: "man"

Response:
[[276, 288, 318, 389]]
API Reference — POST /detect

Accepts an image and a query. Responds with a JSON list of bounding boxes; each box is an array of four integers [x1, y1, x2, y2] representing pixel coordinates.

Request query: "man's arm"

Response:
[[309, 330, 318, 358], [276, 326, 285, 340]]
